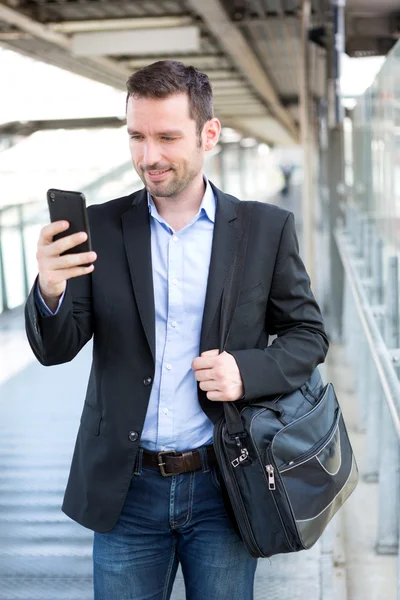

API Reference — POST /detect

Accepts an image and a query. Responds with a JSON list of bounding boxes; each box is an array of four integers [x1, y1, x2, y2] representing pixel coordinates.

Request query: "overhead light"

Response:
[[342, 97, 357, 110], [52, 16, 193, 33], [221, 127, 242, 143], [240, 137, 257, 147], [258, 144, 270, 155], [72, 26, 200, 57]]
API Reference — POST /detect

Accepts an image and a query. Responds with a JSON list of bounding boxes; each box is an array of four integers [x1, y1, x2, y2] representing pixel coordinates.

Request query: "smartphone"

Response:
[[47, 188, 92, 259]]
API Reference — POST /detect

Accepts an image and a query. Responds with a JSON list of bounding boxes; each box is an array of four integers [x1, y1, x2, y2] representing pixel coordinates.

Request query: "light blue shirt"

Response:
[[36, 178, 216, 452], [141, 179, 215, 451]]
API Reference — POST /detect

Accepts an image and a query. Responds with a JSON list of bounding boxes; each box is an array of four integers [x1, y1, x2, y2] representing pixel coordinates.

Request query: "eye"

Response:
[[161, 136, 175, 142], [129, 134, 143, 140]]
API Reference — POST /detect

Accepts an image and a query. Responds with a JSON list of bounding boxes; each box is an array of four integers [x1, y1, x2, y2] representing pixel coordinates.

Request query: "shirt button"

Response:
[[172, 278, 178, 285], [171, 321, 177, 328], [128, 431, 139, 442], [166, 364, 172, 371], [143, 376, 152, 386], [163, 408, 169, 415], [172, 236, 179, 242]]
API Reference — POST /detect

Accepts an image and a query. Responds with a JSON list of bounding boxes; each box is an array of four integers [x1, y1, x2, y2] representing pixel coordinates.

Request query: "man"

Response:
[[25, 61, 329, 599]]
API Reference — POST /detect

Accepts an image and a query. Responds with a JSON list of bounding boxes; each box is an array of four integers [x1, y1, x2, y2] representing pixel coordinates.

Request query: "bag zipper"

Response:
[[266, 464, 276, 490], [263, 449, 298, 551], [214, 420, 264, 557], [279, 409, 341, 473]]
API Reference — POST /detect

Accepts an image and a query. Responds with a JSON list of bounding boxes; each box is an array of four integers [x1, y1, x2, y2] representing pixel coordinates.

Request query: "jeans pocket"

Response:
[[210, 466, 222, 491]]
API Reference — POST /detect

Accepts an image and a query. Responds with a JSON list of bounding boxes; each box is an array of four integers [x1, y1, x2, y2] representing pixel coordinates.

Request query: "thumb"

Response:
[[200, 349, 220, 357]]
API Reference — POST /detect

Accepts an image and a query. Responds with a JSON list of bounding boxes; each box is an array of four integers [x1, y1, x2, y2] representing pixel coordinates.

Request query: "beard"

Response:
[[140, 167, 184, 198], [135, 148, 203, 199]]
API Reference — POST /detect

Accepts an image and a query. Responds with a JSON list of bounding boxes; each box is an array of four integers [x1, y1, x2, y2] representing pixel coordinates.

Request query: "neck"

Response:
[[151, 173, 206, 231]]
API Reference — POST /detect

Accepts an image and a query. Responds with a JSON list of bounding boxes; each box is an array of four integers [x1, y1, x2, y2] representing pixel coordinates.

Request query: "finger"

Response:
[[47, 265, 95, 283], [206, 391, 225, 401], [206, 391, 236, 402], [44, 232, 89, 257], [192, 356, 217, 371], [65, 265, 95, 279], [199, 381, 220, 392], [39, 231, 88, 258], [48, 251, 97, 270], [201, 349, 220, 357], [40, 221, 70, 245], [194, 368, 215, 382]]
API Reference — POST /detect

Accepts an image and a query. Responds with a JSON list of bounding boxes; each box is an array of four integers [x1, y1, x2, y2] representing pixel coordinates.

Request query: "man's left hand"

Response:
[[192, 349, 244, 402]]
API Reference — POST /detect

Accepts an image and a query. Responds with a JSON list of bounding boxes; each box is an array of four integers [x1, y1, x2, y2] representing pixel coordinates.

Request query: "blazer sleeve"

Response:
[[25, 272, 93, 366], [228, 212, 329, 400]]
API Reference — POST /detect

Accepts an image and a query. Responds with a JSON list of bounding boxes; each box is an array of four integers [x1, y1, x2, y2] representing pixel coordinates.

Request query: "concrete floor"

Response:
[[326, 344, 397, 600]]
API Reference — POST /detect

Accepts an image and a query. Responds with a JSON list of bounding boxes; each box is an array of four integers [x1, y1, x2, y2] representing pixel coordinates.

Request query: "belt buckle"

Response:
[[157, 450, 178, 477]]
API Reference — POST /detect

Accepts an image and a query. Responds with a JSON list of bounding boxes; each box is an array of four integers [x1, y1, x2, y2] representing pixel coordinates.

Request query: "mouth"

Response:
[[145, 168, 172, 182]]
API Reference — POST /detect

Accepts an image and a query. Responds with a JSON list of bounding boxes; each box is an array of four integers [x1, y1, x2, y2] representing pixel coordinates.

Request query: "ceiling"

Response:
[[346, 0, 400, 57], [0, 0, 398, 146]]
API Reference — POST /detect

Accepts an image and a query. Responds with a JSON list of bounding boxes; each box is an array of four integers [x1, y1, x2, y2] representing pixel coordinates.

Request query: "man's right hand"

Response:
[[37, 221, 97, 312]]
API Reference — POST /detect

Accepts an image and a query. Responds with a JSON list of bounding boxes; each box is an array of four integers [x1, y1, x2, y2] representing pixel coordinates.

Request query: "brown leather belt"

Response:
[[141, 445, 217, 477]]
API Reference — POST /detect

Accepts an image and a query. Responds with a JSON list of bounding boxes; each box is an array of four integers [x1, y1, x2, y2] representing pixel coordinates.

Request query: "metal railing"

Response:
[[335, 203, 400, 596]]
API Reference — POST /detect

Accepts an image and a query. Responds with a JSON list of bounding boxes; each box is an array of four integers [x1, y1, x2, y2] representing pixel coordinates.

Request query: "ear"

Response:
[[203, 118, 221, 151]]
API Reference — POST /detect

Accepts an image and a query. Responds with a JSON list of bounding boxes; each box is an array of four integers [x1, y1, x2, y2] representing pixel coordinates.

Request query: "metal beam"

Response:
[[186, 0, 298, 142], [0, 117, 126, 136], [0, 2, 131, 81], [124, 54, 231, 70]]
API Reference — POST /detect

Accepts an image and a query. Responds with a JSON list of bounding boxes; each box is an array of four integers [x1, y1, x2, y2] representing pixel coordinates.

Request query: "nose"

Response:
[[143, 141, 162, 168]]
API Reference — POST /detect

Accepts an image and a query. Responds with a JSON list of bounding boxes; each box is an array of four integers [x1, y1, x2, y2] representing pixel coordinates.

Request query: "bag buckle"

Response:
[[231, 447, 249, 468], [157, 450, 178, 477]]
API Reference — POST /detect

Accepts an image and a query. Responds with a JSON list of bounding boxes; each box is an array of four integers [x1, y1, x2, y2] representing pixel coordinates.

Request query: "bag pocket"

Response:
[[278, 409, 357, 548]]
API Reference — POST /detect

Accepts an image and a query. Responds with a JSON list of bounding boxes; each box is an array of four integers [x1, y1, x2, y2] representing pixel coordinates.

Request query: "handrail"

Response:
[[335, 227, 400, 440]]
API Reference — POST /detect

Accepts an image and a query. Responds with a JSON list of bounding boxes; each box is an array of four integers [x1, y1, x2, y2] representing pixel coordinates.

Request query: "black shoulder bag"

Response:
[[213, 201, 359, 558]]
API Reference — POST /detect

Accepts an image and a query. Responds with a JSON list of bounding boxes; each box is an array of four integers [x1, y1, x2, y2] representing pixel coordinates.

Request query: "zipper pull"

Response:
[[231, 447, 249, 468], [231, 436, 249, 467], [266, 465, 276, 490]]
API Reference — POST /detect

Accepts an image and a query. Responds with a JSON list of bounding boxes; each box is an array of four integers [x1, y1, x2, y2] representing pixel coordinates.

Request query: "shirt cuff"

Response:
[[34, 283, 65, 317]]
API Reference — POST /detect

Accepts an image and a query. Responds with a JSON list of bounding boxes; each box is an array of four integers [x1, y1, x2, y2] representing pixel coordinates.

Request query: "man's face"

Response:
[[126, 93, 209, 198]]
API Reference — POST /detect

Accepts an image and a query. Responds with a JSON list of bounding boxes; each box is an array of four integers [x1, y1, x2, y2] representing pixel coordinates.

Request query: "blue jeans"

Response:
[[93, 447, 257, 599]]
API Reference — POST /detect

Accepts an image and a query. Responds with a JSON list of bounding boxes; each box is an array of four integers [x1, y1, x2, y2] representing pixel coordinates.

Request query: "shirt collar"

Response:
[[147, 176, 215, 225]]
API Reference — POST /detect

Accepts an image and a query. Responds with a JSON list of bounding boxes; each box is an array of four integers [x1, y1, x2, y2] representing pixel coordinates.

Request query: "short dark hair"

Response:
[[126, 60, 214, 137]]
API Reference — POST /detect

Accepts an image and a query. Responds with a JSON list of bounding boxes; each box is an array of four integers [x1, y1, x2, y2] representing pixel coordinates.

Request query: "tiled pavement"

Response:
[[0, 309, 329, 600]]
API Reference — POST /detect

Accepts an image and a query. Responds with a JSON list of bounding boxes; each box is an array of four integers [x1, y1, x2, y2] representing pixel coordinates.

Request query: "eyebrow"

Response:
[[127, 129, 184, 136]]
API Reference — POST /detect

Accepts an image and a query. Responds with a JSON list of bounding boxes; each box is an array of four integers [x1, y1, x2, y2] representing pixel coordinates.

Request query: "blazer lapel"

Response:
[[121, 189, 156, 362], [200, 185, 243, 352]]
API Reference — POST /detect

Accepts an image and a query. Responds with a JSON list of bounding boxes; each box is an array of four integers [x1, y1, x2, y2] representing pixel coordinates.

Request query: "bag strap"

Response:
[[219, 201, 253, 438]]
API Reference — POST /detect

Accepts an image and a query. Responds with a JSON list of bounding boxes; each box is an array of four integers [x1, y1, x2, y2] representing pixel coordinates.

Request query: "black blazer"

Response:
[[25, 183, 329, 532]]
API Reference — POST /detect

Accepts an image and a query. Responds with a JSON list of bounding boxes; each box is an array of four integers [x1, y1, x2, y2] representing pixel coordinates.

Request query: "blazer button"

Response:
[[128, 431, 139, 442], [143, 376, 153, 386]]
